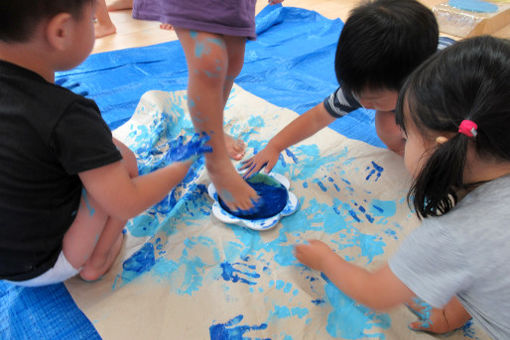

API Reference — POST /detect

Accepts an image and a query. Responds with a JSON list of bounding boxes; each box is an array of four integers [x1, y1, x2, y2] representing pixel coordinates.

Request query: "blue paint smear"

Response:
[[151, 236, 220, 295], [210, 314, 268, 340], [284, 149, 298, 163], [369, 199, 396, 225], [81, 188, 95, 217], [315, 179, 328, 192], [322, 274, 391, 339], [267, 305, 310, 321], [410, 297, 432, 328], [311, 299, 325, 305], [121, 243, 156, 285]]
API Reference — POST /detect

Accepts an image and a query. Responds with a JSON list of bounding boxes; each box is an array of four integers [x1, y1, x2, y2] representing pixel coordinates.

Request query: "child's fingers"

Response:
[[243, 162, 266, 179], [263, 158, 278, 174], [409, 320, 432, 332], [239, 157, 254, 167]]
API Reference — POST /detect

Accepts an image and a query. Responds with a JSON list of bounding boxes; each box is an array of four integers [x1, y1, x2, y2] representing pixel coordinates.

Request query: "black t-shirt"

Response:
[[0, 60, 122, 281]]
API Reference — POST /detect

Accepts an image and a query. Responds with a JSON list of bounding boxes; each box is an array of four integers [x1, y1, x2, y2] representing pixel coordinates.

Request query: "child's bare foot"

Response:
[[95, 22, 117, 38], [208, 157, 258, 211], [160, 23, 174, 31], [80, 233, 124, 281], [224, 134, 245, 160], [107, 0, 133, 11]]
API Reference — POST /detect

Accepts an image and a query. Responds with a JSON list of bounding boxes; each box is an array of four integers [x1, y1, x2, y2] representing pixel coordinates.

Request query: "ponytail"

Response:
[[409, 136, 467, 218], [396, 36, 510, 219]]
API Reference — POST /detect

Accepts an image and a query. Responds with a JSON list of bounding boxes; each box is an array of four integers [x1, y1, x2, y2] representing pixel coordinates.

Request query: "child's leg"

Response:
[[175, 28, 258, 211], [221, 35, 248, 161], [160, 23, 174, 31], [62, 140, 138, 280], [375, 110, 405, 156], [107, 0, 133, 11], [95, 0, 117, 38]]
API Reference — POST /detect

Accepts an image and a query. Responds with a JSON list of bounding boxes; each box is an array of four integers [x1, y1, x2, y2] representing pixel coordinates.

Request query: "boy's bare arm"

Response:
[[79, 159, 191, 220], [241, 102, 335, 177]]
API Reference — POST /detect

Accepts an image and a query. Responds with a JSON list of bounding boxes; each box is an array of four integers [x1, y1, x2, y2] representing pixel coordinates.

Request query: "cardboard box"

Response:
[[433, 1, 510, 37]]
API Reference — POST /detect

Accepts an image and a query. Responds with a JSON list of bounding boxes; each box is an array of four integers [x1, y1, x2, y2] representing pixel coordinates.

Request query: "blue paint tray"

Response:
[[208, 173, 299, 230]]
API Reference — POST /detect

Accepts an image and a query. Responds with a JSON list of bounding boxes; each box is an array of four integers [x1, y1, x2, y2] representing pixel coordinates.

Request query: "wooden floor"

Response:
[[96, 0, 509, 55]]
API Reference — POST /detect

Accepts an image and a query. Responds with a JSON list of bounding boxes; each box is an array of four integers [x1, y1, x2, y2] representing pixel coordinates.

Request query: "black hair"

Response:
[[395, 36, 510, 219], [0, 0, 94, 42], [335, 0, 438, 94]]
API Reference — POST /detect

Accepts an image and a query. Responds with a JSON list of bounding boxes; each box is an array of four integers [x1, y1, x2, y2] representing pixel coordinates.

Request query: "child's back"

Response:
[[0, 59, 121, 281], [0, 0, 208, 285]]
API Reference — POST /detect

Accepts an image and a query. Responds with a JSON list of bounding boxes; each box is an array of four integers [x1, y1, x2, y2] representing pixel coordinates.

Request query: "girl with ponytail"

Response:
[[295, 36, 510, 338]]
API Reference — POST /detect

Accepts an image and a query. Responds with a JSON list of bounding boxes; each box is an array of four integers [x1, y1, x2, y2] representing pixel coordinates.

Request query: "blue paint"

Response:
[[209, 315, 268, 340], [409, 297, 432, 328], [220, 261, 260, 285], [81, 188, 95, 217], [284, 149, 298, 163], [120, 243, 156, 285], [315, 179, 328, 192], [283, 282, 292, 293], [449, 0, 498, 13], [247, 116, 265, 128], [219, 173, 288, 219], [348, 209, 361, 223], [365, 161, 384, 182], [322, 274, 391, 339], [206, 37, 225, 47], [151, 236, 219, 295], [275, 280, 285, 290], [278, 153, 287, 168], [160, 133, 211, 164], [311, 299, 325, 305], [460, 319, 477, 339], [302, 182, 308, 188], [369, 199, 396, 225], [127, 213, 159, 237]]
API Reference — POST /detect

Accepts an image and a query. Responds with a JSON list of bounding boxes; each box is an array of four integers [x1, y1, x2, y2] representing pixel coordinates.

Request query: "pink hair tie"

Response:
[[458, 120, 478, 137]]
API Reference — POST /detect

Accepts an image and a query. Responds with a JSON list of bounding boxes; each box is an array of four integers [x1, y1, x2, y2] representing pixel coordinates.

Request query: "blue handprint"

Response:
[[162, 133, 212, 164], [365, 161, 384, 182], [209, 314, 268, 340], [220, 261, 260, 285]]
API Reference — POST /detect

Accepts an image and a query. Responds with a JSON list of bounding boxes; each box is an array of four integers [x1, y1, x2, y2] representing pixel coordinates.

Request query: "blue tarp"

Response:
[[0, 5, 383, 339]]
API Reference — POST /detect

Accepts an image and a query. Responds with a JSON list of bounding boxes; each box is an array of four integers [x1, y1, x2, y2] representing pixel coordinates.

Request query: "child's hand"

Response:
[[406, 297, 471, 334], [164, 133, 212, 164], [239, 144, 280, 179], [295, 240, 334, 272]]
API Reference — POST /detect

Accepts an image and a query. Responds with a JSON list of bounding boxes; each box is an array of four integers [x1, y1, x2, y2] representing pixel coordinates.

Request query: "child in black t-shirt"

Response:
[[0, 0, 209, 286]]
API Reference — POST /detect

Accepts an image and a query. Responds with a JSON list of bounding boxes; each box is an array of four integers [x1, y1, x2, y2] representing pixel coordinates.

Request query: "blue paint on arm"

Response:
[[81, 188, 95, 217]]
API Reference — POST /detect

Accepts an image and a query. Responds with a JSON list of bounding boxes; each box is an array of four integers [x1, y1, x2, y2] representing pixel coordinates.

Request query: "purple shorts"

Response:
[[133, 0, 257, 39]]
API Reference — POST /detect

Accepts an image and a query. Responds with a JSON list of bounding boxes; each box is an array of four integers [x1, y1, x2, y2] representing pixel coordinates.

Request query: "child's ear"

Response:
[[45, 13, 74, 51], [435, 136, 449, 145]]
